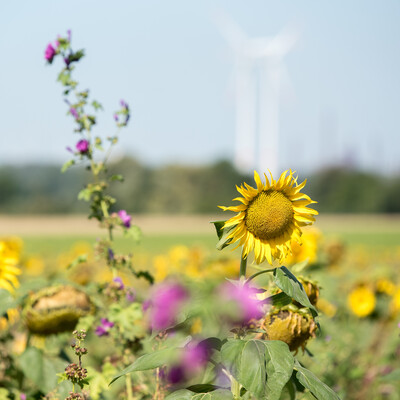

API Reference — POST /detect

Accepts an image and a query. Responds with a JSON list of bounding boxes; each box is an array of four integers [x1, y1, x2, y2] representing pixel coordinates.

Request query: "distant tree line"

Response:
[[0, 158, 399, 214]]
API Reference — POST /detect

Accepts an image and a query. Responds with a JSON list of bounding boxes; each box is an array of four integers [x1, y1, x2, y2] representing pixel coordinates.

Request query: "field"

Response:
[[2, 213, 400, 255], [2, 213, 400, 400]]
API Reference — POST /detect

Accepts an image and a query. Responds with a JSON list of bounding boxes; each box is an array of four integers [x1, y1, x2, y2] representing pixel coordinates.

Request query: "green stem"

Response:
[[126, 374, 133, 400], [101, 200, 109, 218], [231, 377, 241, 399], [246, 268, 275, 282], [239, 248, 247, 279]]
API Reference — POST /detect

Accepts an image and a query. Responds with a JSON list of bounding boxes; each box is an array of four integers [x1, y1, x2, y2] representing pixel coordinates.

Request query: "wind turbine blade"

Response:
[[272, 25, 300, 56], [213, 10, 248, 51]]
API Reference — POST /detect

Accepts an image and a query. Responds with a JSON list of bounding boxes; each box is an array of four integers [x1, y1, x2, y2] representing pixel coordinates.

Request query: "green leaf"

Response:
[[211, 221, 236, 251], [264, 341, 294, 400], [108, 302, 145, 341], [192, 390, 234, 399], [0, 388, 9, 400], [268, 292, 293, 307], [109, 174, 124, 182], [61, 159, 75, 173], [221, 339, 266, 398], [92, 100, 103, 111], [0, 289, 16, 316], [273, 267, 318, 318], [66, 254, 87, 270], [58, 70, 71, 86], [294, 361, 341, 400], [78, 188, 92, 201], [165, 390, 193, 400], [18, 348, 66, 393], [124, 225, 142, 241], [186, 384, 220, 393], [110, 347, 177, 385]]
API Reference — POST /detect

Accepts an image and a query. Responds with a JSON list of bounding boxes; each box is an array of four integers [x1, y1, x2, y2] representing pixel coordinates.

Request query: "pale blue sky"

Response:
[[1, 1, 399, 174]]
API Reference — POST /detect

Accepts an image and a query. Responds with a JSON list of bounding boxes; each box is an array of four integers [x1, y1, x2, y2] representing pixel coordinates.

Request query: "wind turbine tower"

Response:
[[217, 14, 298, 177]]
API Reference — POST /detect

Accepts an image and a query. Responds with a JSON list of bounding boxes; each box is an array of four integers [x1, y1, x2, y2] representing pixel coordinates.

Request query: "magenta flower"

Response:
[[118, 210, 131, 228], [166, 341, 211, 385], [76, 139, 89, 154], [113, 277, 124, 290], [219, 282, 265, 324], [146, 283, 188, 330], [126, 288, 136, 302], [120, 99, 129, 109], [95, 318, 114, 336], [182, 341, 210, 372], [44, 43, 56, 62], [70, 107, 79, 119]]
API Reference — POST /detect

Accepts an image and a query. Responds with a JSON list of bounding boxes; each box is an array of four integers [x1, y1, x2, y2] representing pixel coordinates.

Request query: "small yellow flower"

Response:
[[376, 279, 396, 296], [220, 170, 317, 264], [0, 238, 22, 292], [348, 286, 376, 318], [390, 288, 400, 314]]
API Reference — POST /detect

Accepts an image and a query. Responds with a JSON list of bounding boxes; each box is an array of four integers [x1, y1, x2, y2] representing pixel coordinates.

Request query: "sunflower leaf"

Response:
[[109, 347, 177, 385], [294, 360, 341, 399], [273, 267, 318, 318], [211, 221, 236, 251]]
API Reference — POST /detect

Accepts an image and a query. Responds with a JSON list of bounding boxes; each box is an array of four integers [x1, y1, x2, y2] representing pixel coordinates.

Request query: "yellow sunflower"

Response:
[[347, 286, 376, 318], [0, 238, 22, 292], [219, 170, 318, 264]]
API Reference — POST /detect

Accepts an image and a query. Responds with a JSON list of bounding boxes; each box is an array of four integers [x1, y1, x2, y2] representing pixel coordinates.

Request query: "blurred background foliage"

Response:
[[1, 158, 399, 214]]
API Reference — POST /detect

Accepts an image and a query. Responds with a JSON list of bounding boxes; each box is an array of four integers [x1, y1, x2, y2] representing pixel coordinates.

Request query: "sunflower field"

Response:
[[1, 31, 400, 400]]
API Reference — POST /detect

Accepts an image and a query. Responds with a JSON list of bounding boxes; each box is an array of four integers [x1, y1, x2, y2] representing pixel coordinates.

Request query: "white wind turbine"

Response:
[[216, 13, 298, 177]]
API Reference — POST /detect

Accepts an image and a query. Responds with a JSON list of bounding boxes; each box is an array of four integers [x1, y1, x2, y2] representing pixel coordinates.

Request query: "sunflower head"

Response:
[[347, 285, 376, 318], [262, 309, 317, 352], [219, 170, 318, 264], [24, 285, 94, 335]]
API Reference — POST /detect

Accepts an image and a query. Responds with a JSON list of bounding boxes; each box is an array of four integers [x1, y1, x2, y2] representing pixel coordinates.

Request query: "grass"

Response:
[[21, 230, 400, 259]]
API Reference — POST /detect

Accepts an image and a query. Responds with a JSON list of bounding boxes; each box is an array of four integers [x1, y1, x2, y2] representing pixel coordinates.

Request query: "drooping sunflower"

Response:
[[0, 238, 22, 292], [219, 170, 318, 264]]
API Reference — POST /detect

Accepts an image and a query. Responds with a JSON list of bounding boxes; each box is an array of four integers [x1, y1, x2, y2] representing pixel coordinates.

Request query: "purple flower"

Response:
[[66, 146, 73, 153], [113, 113, 119, 121], [70, 107, 79, 119], [67, 29, 72, 42], [165, 341, 211, 385], [126, 288, 136, 302], [113, 277, 124, 290], [76, 139, 89, 154], [64, 56, 71, 67], [95, 318, 114, 337], [167, 365, 185, 385], [44, 43, 56, 62], [120, 99, 129, 109], [108, 248, 114, 261], [146, 283, 188, 330], [219, 282, 265, 324], [182, 341, 210, 372], [118, 210, 131, 228], [20, 394, 26, 400]]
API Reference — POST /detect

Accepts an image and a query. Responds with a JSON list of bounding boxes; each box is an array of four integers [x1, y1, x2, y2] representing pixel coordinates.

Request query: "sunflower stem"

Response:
[[246, 269, 275, 282], [239, 249, 247, 279]]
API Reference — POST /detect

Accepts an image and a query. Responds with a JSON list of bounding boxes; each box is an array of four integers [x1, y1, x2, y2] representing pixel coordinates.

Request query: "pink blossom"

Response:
[[44, 43, 56, 62], [76, 139, 89, 154], [118, 210, 131, 228], [219, 282, 265, 324], [146, 283, 188, 330]]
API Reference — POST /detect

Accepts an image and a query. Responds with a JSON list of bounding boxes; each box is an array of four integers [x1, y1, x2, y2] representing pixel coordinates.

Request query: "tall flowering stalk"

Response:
[[45, 30, 151, 400]]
